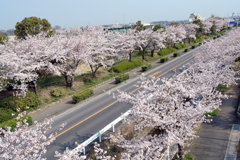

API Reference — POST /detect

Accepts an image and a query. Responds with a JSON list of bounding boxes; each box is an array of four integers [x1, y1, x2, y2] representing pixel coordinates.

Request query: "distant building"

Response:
[[141, 22, 151, 26], [189, 12, 205, 22], [8, 36, 16, 42]]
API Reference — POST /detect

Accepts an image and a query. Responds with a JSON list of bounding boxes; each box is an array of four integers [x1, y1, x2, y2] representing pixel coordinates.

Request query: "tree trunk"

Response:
[[177, 144, 183, 160], [90, 65, 100, 78], [141, 50, 145, 60], [189, 38, 191, 44], [64, 75, 73, 88], [151, 49, 154, 57], [33, 82, 38, 95], [129, 52, 132, 62]]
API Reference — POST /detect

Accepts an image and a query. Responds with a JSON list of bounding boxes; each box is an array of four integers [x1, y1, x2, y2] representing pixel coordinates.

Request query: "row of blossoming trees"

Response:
[[0, 17, 233, 96], [0, 17, 237, 159], [55, 27, 240, 160]]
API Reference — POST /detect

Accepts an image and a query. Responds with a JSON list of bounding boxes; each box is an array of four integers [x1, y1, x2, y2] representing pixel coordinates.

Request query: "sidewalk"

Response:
[[30, 49, 190, 123], [190, 80, 240, 160]]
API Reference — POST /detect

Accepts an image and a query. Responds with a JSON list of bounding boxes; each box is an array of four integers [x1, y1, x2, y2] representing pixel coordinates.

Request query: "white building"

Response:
[[189, 12, 205, 22], [141, 22, 151, 26]]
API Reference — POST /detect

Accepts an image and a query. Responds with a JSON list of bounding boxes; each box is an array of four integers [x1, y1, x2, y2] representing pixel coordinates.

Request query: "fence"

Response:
[[69, 69, 190, 157], [70, 110, 132, 155]]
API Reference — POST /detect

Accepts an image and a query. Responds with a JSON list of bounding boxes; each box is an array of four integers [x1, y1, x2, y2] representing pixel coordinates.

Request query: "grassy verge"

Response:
[[205, 109, 218, 116], [216, 84, 230, 90]]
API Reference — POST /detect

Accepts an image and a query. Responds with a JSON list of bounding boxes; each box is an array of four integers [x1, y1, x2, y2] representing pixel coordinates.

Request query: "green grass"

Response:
[[37, 75, 65, 88], [183, 153, 195, 160], [83, 72, 119, 87], [205, 109, 218, 116], [216, 84, 230, 90]]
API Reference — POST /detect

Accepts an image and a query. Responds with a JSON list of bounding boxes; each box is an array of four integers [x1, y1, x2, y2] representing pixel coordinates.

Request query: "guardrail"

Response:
[[160, 144, 178, 160], [70, 110, 132, 155], [70, 68, 190, 157]]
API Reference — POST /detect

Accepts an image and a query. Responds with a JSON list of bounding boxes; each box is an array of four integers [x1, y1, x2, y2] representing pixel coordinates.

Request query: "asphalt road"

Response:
[[42, 49, 198, 159]]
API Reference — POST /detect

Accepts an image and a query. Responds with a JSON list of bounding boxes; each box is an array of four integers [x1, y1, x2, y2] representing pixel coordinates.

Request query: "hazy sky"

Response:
[[1, 0, 240, 30]]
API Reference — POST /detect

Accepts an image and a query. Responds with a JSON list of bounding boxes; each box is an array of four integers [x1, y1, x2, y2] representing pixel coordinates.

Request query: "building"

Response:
[[189, 12, 205, 22]]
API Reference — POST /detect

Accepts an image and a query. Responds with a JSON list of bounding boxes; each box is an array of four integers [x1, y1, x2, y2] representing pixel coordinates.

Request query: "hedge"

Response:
[[160, 57, 169, 63], [0, 115, 33, 131], [142, 64, 152, 72], [175, 44, 182, 50], [194, 38, 202, 43], [169, 47, 175, 52], [184, 48, 190, 52], [174, 52, 180, 57], [181, 43, 186, 48], [158, 47, 175, 56], [115, 74, 129, 84], [50, 88, 65, 97], [72, 89, 93, 104], [0, 92, 41, 111], [191, 45, 197, 49], [113, 59, 142, 73]]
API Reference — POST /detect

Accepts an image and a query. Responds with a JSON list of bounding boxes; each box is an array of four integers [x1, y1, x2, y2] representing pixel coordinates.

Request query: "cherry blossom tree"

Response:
[[112, 29, 136, 62], [0, 109, 66, 160], [0, 33, 57, 95], [82, 26, 116, 78], [183, 23, 199, 43], [134, 29, 153, 60], [105, 28, 240, 159], [148, 29, 166, 57], [1, 26, 240, 160], [165, 25, 186, 47]]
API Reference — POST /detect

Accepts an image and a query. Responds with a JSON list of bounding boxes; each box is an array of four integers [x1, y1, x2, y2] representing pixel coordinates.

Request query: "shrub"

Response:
[[194, 38, 202, 43], [181, 43, 186, 48], [50, 88, 65, 97], [0, 115, 33, 131], [142, 64, 152, 72], [173, 52, 180, 57], [175, 44, 182, 50], [14, 92, 41, 111], [160, 57, 169, 63], [72, 89, 93, 104], [115, 74, 129, 84], [158, 47, 175, 56], [0, 96, 15, 110], [184, 48, 190, 52], [169, 47, 175, 52], [131, 59, 143, 67], [0, 92, 41, 111], [113, 59, 142, 73], [199, 43, 202, 45], [191, 45, 197, 49], [158, 49, 170, 56], [213, 37, 217, 39], [0, 108, 17, 123]]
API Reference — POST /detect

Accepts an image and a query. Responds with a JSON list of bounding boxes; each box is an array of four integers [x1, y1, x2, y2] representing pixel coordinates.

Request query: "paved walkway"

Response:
[[190, 81, 240, 160]]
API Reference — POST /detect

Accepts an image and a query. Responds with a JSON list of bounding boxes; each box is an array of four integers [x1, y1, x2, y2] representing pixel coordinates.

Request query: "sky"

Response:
[[1, 0, 240, 30]]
